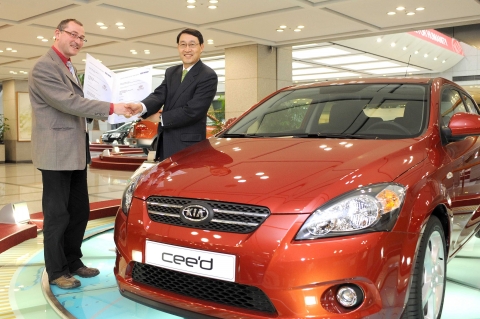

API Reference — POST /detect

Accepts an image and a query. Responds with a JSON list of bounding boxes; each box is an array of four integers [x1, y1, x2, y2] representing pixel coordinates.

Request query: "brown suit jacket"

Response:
[[29, 48, 110, 170]]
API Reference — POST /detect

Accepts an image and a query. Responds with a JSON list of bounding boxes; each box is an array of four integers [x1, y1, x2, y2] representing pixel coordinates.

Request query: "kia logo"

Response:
[[180, 203, 214, 225]]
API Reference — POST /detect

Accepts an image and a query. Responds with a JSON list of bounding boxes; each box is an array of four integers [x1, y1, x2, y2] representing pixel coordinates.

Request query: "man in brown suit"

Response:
[[29, 18, 132, 289]]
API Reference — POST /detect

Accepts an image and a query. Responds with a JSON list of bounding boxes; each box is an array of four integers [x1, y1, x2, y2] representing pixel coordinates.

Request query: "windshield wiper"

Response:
[[221, 133, 262, 138], [294, 133, 373, 139]]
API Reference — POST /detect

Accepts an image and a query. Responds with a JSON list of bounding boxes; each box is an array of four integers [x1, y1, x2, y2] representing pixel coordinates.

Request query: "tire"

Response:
[[143, 138, 158, 155], [401, 215, 446, 319]]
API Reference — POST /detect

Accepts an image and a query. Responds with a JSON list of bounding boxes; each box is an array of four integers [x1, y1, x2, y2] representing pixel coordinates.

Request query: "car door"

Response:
[[441, 86, 480, 253]]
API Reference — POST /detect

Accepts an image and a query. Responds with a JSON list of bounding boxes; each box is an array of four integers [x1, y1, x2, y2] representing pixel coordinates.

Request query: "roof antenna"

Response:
[[405, 55, 411, 77]]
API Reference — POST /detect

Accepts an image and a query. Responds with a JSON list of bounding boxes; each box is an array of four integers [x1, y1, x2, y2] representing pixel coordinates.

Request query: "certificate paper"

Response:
[[83, 54, 152, 124]]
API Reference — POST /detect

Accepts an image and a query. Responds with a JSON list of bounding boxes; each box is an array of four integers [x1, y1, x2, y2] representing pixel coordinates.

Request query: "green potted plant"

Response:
[[0, 114, 9, 144]]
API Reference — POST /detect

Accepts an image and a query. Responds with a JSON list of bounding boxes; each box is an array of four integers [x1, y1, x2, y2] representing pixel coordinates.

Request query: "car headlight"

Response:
[[111, 133, 121, 138], [121, 173, 143, 215], [295, 183, 406, 240]]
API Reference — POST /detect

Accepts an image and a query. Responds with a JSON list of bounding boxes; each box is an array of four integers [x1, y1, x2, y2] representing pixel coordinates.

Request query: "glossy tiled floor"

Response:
[[1, 162, 480, 319]]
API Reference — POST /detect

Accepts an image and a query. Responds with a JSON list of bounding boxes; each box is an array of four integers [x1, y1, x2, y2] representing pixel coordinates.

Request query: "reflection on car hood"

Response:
[[135, 137, 427, 214]]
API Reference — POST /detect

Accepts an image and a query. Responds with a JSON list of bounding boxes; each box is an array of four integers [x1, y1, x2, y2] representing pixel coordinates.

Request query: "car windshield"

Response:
[[222, 83, 428, 139]]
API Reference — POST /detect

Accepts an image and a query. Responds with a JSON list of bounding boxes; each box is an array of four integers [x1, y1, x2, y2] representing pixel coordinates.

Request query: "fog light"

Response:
[[336, 285, 363, 308]]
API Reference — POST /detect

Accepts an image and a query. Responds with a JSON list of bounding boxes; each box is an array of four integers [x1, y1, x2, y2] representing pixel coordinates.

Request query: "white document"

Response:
[[83, 54, 152, 124]]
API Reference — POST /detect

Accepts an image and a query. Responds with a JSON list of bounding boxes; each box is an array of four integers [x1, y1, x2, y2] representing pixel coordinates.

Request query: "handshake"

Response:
[[113, 102, 144, 118]]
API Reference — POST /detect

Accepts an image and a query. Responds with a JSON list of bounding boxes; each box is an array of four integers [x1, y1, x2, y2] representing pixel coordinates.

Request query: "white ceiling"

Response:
[[1, 0, 480, 90]]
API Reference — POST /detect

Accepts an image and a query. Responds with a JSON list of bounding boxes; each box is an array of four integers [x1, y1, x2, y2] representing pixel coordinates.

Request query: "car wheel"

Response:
[[143, 138, 158, 155], [401, 215, 446, 319]]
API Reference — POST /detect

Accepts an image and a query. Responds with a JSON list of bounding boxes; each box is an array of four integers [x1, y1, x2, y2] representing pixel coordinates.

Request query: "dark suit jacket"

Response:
[[141, 60, 218, 160], [29, 48, 110, 170]]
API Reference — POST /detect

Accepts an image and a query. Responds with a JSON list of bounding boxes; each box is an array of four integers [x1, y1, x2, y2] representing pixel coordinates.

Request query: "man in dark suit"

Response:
[[29, 18, 132, 289], [128, 28, 218, 161]]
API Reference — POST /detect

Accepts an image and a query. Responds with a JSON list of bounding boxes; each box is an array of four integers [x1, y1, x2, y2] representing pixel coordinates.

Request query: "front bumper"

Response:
[[114, 198, 418, 319]]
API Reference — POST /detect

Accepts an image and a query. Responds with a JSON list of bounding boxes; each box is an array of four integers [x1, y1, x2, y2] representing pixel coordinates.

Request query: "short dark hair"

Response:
[[176, 28, 203, 45], [56, 19, 83, 31]]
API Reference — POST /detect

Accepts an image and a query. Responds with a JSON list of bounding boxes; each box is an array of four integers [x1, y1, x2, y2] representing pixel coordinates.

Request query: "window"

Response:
[[441, 88, 467, 126]]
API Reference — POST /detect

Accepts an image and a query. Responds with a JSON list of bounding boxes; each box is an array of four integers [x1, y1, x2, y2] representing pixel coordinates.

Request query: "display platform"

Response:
[[89, 143, 146, 171], [2, 217, 480, 319]]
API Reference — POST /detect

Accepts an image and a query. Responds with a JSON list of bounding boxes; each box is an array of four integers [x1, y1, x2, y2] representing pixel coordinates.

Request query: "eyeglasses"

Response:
[[178, 42, 199, 49], [61, 30, 87, 43]]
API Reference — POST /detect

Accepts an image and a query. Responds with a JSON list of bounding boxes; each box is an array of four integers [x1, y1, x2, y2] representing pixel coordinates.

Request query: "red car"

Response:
[[114, 77, 480, 319], [125, 113, 221, 154]]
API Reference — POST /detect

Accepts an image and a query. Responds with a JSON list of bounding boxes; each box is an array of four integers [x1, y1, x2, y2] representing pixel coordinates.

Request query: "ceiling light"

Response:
[[297, 25, 304, 28], [0, 50, 3, 52], [391, 42, 396, 47], [434, 57, 438, 60], [100, 26, 108, 29], [208, 5, 217, 9], [132, 52, 137, 54], [396, 6, 405, 11], [424, 53, 428, 57], [209, 0, 218, 3], [315, 55, 377, 65], [280, 25, 287, 29], [277, 29, 284, 32], [342, 61, 400, 70], [387, 11, 396, 15], [42, 39, 48, 42], [11, 50, 17, 52], [292, 47, 351, 59], [207, 39, 214, 44], [187, 0, 196, 3], [416, 7, 425, 11], [406, 12, 415, 15], [187, 5, 195, 8], [292, 61, 314, 69], [6, 48, 12, 50], [376, 37, 382, 42], [130, 49, 136, 52], [293, 67, 336, 75], [118, 26, 125, 29], [403, 46, 407, 50], [366, 67, 419, 74], [37, 36, 44, 39], [442, 60, 446, 63], [116, 22, 123, 26], [96, 22, 104, 26], [414, 50, 419, 54], [144, 51, 150, 54], [82, 59, 86, 62], [294, 29, 301, 32]]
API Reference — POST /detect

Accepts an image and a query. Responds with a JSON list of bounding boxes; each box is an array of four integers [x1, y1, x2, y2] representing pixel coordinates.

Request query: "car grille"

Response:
[[131, 262, 277, 314], [146, 196, 270, 233]]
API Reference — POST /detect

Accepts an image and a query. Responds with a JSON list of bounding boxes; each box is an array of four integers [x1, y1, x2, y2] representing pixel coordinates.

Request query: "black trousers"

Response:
[[40, 168, 89, 281]]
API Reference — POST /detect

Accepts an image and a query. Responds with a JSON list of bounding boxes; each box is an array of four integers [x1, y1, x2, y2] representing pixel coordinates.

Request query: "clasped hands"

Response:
[[113, 102, 144, 118]]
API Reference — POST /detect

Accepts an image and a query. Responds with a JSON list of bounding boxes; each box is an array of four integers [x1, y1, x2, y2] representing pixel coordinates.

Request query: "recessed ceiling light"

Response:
[[403, 46, 407, 50], [96, 22, 104, 26], [187, 5, 195, 8], [391, 42, 396, 47], [187, 0, 196, 3], [414, 50, 419, 54], [442, 60, 446, 63], [6, 48, 12, 50], [144, 51, 150, 54], [0, 50, 3, 52], [276, 29, 284, 32], [42, 39, 48, 42], [434, 57, 438, 60], [116, 22, 123, 26], [416, 7, 425, 11], [377, 37, 382, 42], [396, 6, 405, 11], [100, 26, 108, 29], [82, 59, 86, 62], [37, 36, 44, 39], [130, 49, 136, 52], [12, 50, 17, 52], [297, 25, 304, 28], [209, 0, 218, 3], [207, 39, 214, 44], [118, 26, 125, 29], [208, 5, 217, 9], [406, 12, 415, 15], [132, 51, 137, 54], [280, 25, 287, 29], [294, 29, 301, 32], [424, 53, 428, 57], [387, 11, 396, 15]]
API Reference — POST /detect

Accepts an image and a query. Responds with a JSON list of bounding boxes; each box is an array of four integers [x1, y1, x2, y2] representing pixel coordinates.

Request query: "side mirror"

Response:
[[443, 112, 480, 142]]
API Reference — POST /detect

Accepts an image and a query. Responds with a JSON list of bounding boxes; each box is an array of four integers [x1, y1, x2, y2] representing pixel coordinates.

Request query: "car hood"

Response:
[[134, 137, 427, 214]]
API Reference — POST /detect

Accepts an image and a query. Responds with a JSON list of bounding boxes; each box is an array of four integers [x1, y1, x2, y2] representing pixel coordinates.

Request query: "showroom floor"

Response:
[[1, 162, 480, 319]]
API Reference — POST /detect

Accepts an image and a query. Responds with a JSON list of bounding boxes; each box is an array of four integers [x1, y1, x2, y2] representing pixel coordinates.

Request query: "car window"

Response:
[[226, 83, 427, 138], [462, 93, 479, 115], [441, 88, 467, 126]]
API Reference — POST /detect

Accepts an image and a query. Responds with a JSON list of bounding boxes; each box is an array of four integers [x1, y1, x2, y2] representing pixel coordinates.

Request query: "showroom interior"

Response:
[[1, 0, 480, 318]]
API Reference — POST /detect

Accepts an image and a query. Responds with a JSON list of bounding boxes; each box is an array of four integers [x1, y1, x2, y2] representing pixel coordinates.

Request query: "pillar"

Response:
[[2, 80, 32, 163], [224, 45, 292, 120]]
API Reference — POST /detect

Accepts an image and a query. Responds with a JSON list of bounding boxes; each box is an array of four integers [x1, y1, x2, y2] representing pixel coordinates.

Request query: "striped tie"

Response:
[[66, 61, 78, 84], [181, 69, 188, 82]]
